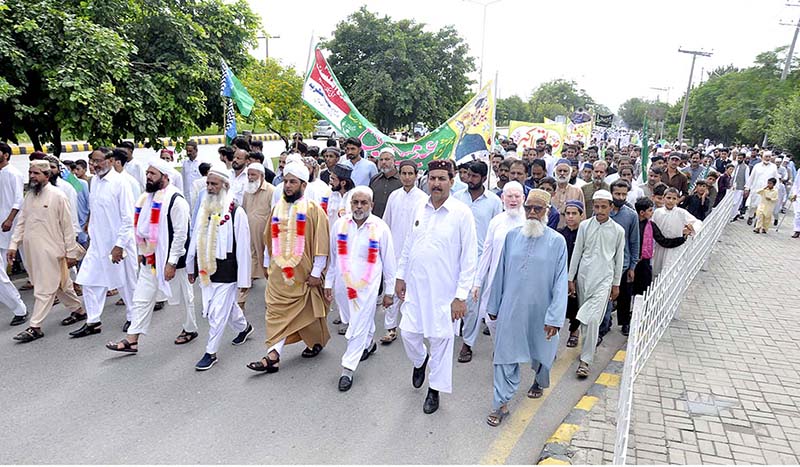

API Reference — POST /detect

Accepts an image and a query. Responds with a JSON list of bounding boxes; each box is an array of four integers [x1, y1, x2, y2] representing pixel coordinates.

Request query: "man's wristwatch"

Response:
[[167, 262, 177, 268]]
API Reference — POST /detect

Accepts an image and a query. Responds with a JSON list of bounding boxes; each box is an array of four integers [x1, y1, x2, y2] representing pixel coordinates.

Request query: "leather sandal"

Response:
[[61, 310, 87, 326], [486, 407, 510, 427], [174, 330, 198, 345], [247, 355, 280, 373], [13, 327, 44, 342], [301, 343, 323, 358], [457, 344, 473, 363], [106, 339, 138, 353], [566, 334, 579, 348]]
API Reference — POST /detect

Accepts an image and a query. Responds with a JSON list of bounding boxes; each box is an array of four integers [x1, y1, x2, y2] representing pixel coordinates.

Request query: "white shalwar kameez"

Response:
[[382, 186, 427, 330], [651, 206, 703, 277], [55, 177, 82, 236], [473, 211, 525, 337], [791, 181, 800, 232], [127, 184, 195, 336], [325, 214, 396, 372], [187, 200, 251, 355], [568, 217, 625, 365], [745, 161, 780, 217], [0, 163, 26, 318], [397, 196, 478, 394], [76, 170, 138, 325]]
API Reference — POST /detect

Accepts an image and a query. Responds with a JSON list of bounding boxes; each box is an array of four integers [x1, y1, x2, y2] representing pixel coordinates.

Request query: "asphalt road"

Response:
[[0, 271, 624, 464]]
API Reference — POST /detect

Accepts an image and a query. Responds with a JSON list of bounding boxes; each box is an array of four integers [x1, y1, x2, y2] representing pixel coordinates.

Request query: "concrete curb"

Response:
[[537, 349, 626, 465], [8, 133, 287, 155]]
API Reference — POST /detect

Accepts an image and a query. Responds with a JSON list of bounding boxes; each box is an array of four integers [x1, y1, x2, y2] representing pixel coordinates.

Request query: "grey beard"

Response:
[[205, 189, 228, 213], [557, 176, 570, 184], [521, 218, 546, 238], [30, 180, 43, 195], [353, 210, 369, 221]]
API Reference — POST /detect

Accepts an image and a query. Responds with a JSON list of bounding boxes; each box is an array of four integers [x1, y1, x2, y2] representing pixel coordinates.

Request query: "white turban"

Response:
[[593, 189, 613, 201], [286, 153, 303, 166], [208, 163, 231, 182], [148, 158, 173, 178], [247, 163, 266, 175], [283, 162, 309, 183]]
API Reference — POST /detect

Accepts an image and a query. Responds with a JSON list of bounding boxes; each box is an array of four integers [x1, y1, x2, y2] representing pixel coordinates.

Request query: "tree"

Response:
[[0, 0, 259, 155], [496, 95, 531, 125], [769, 94, 800, 158], [528, 79, 597, 122], [240, 58, 317, 149], [322, 7, 474, 132], [618, 98, 669, 131]]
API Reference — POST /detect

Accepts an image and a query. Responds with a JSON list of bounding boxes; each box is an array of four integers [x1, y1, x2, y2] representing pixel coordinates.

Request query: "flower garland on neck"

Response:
[[337, 217, 379, 302], [133, 189, 167, 273], [270, 197, 308, 284], [197, 199, 235, 286]]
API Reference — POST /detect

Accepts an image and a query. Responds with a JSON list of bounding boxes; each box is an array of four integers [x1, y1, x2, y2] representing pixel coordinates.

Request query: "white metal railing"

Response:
[[613, 192, 735, 465]]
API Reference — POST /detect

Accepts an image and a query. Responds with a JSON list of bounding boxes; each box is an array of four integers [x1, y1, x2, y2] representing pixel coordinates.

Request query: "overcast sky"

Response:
[[248, 0, 797, 113]]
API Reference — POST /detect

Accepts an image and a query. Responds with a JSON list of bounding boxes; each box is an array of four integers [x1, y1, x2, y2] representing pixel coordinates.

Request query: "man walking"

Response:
[[395, 160, 477, 414], [0, 142, 26, 325]]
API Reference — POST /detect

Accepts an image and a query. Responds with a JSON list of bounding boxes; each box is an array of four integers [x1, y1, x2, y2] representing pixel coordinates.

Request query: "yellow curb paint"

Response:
[[538, 457, 570, 465], [480, 347, 580, 465], [574, 395, 599, 411], [546, 423, 580, 444], [595, 373, 620, 387], [612, 350, 626, 362]]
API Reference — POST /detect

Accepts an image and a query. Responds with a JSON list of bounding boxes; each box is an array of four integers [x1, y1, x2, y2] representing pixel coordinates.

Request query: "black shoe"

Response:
[[301, 343, 323, 358], [774, 218, 779, 226], [412, 354, 429, 388], [10, 313, 28, 326], [338, 375, 353, 392], [195, 353, 217, 371], [360, 342, 377, 361], [483, 326, 491, 336], [122, 321, 131, 333], [423, 388, 439, 414], [69, 322, 101, 338], [232, 323, 253, 346], [621, 325, 630, 336], [154, 301, 165, 311], [746, 216, 754, 226]]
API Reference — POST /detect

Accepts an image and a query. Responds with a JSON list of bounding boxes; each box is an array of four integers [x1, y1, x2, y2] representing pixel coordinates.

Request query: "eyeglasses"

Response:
[[89, 158, 105, 166], [523, 205, 547, 213]]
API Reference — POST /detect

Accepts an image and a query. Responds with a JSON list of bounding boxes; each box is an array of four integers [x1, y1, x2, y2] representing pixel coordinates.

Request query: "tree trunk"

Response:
[[52, 126, 62, 158]]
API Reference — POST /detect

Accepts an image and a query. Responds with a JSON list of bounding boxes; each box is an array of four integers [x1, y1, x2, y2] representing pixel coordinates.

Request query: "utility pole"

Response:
[[650, 86, 670, 140], [764, 3, 800, 146], [256, 34, 281, 61], [463, 0, 503, 90], [677, 48, 712, 144]]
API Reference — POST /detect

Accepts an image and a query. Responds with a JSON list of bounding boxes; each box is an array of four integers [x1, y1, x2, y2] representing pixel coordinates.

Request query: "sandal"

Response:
[[486, 407, 510, 427], [174, 330, 199, 345], [576, 361, 590, 378], [457, 345, 473, 363], [106, 339, 138, 353], [115, 298, 124, 306], [380, 329, 397, 344], [61, 310, 87, 326], [13, 327, 44, 342], [332, 318, 341, 325], [106, 289, 119, 297], [527, 382, 544, 399], [247, 355, 280, 373], [19, 281, 34, 291], [301, 343, 323, 358], [566, 334, 579, 348]]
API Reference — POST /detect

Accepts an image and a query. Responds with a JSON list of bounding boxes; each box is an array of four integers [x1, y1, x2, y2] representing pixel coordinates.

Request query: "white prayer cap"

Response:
[[286, 153, 303, 166], [351, 185, 374, 200], [763, 150, 773, 157], [283, 162, 309, 183], [247, 163, 266, 175], [502, 181, 524, 195], [208, 163, 231, 182], [592, 189, 613, 201], [148, 158, 173, 178], [379, 147, 397, 157]]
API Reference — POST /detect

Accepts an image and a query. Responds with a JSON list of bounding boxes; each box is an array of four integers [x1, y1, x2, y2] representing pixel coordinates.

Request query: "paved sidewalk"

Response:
[[568, 218, 800, 464]]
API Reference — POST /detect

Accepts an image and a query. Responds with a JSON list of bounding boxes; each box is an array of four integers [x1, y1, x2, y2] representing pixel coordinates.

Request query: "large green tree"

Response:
[[240, 58, 317, 149], [0, 0, 259, 155], [618, 98, 668, 131], [321, 7, 474, 133], [496, 95, 532, 125], [528, 79, 597, 122]]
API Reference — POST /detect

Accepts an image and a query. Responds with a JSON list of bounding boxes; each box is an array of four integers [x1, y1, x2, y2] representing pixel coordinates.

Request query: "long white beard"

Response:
[[506, 207, 523, 218], [245, 180, 260, 194], [204, 189, 228, 214], [521, 218, 546, 238]]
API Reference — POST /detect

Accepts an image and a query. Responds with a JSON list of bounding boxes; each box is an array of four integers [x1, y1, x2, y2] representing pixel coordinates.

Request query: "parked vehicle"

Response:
[[313, 120, 337, 139]]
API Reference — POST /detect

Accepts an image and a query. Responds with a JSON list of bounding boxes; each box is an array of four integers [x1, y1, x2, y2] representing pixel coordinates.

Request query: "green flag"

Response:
[[220, 60, 254, 117]]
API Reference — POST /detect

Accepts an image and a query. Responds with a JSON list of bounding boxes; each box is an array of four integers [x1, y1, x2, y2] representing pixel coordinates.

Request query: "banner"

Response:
[[508, 120, 567, 157], [596, 113, 614, 128], [302, 49, 494, 168], [566, 119, 593, 146]]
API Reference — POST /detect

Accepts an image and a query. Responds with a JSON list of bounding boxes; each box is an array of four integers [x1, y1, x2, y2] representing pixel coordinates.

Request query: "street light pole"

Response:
[[257, 34, 281, 61], [676, 48, 712, 144], [463, 0, 503, 90]]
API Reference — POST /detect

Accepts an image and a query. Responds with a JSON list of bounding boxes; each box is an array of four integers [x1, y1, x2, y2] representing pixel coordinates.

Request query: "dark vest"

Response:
[[166, 193, 191, 269], [207, 205, 240, 284]]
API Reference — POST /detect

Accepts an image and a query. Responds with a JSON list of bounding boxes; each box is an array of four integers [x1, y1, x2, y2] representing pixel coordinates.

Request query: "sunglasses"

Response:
[[523, 205, 547, 213]]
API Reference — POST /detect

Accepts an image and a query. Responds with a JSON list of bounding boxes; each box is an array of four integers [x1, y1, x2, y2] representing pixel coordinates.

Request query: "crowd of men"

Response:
[[0, 131, 797, 424]]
